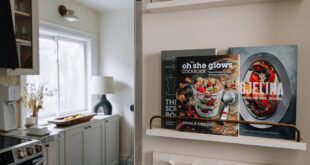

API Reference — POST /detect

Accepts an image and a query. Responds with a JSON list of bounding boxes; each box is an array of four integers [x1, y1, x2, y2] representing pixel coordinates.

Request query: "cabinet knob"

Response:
[[168, 160, 175, 165], [85, 126, 91, 129]]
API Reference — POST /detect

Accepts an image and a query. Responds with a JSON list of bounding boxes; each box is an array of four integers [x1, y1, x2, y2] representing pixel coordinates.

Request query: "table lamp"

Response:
[[91, 76, 115, 115]]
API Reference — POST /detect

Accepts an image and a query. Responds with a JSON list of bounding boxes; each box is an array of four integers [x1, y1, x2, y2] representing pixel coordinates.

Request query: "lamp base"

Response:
[[94, 95, 112, 115]]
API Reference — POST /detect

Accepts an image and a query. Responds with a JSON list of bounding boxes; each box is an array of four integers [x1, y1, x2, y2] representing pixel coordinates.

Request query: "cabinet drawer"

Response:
[[153, 152, 263, 165]]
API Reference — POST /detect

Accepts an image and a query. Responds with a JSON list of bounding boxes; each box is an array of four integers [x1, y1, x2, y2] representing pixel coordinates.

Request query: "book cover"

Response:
[[175, 55, 240, 136], [229, 45, 297, 140], [161, 49, 216, 129]]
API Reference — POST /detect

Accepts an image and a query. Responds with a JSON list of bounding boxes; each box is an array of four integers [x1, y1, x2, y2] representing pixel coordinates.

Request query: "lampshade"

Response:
[[91, 76, 115, 94], [64, 10, 79, 22]]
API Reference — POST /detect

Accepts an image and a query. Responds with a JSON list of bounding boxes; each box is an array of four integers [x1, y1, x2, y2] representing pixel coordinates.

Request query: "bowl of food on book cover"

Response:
[[240, 53, 291, 129], [192, 77, 223, 118]]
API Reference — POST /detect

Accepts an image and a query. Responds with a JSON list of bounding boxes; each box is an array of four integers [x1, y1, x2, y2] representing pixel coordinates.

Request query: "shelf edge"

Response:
[[146, 128, 307, 151], [146, 0, 292, 13]]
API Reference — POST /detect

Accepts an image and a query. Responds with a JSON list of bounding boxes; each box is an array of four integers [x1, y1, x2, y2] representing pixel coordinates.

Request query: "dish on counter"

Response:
[[48, 113, 96, 127]]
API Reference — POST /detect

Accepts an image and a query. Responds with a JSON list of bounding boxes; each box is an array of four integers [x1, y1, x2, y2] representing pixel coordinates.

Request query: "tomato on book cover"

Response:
[[175, 55, 240, 136]]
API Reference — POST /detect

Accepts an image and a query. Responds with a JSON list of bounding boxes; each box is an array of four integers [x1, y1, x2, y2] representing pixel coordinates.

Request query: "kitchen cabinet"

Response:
[[9, 0, 39, 75], [38, 132, 64, 165], [83, 122, 102, 165], [65, 126, 84, 165], [105, 116, 119, 165], [64, 115, 119, 165], [43, 138, 60, 165]]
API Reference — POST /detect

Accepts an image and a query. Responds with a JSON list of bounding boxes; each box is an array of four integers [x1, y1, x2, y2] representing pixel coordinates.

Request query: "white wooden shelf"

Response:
[[146, 128, 307, 151], [146, 0, 293, 13]]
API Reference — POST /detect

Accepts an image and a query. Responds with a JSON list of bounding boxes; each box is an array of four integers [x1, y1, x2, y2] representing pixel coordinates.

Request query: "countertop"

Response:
[[2, 114, 118, 142]]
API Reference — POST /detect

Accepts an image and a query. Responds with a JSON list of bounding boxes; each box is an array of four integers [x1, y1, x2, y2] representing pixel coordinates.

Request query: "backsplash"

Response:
[[0, 69, 21, 127], [0, 69, 20, 86]]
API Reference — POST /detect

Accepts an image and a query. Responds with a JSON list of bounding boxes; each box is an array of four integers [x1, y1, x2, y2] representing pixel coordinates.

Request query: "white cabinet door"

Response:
[[43, 140, 60, 165], [64, 115, 119, 165], [105, 117, 119, 165], [84, 122, 104, 165], [65, 127, 84, 165]]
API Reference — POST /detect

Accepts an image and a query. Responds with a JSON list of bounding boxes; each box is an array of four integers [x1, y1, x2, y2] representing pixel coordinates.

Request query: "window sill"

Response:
[[38, 116, 56, 126]]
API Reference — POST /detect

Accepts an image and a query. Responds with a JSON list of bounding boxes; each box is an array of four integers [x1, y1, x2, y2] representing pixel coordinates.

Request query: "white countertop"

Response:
[[3, 114, 118, 142]]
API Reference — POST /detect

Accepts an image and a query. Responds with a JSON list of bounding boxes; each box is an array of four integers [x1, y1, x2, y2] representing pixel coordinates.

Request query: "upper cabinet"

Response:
[[9, 0, 39, 75]]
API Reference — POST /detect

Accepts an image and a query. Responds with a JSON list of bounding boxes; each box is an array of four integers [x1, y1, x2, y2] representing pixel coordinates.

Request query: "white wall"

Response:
[[39, 0, 99, 35], [99, 9, 135, 164], [142, 0, 310, 165], [39, 0, 100, 78]]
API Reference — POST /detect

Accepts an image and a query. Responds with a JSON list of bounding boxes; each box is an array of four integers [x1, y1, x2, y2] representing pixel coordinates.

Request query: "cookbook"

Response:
[[175, 55, 240, 136], [161, 49, 216, 129], [229, 45, 297, 140]]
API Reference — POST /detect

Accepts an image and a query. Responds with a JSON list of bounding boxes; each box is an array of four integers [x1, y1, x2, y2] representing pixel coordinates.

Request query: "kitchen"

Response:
[[2, 0, 310, 165], [0, 0, 134, 165]]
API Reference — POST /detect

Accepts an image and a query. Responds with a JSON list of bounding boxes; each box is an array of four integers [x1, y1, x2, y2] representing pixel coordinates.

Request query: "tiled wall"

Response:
[[0, 70, 21, 127], [0, 70, 19, 86]]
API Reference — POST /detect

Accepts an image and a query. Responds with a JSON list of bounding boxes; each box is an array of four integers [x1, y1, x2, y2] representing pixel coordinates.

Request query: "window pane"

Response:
[[26, 37, 59, 118], [58, 39, 86, 113]]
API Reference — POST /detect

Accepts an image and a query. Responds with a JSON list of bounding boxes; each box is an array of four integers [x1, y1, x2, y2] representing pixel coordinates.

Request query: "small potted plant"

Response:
[[18, 83, 55, 127]]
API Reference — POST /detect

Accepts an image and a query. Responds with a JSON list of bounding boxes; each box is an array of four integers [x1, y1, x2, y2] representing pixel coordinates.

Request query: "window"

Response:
[[26, 30, 88, 118]]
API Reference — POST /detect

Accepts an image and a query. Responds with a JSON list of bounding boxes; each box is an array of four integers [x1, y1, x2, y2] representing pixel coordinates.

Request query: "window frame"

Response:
[[39, 34, 88, 117], [20, 21, 96, 120]]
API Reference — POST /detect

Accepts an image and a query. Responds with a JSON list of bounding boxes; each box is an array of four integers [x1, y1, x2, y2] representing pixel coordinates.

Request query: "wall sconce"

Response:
[[58, 5, 79, 22]]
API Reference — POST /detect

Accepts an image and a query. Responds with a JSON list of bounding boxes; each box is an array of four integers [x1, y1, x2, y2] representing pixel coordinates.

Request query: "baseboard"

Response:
[[120, 155, 134, 165]]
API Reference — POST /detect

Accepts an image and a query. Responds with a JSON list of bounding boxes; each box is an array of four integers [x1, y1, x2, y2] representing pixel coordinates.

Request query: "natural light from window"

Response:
[[26, 31, 87, 118]]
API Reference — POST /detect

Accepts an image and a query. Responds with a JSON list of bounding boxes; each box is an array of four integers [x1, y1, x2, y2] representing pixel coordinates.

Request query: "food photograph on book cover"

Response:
[[175, 55, 240, 136], [161, 49, 216, 129], [229, 45, 297, 140]]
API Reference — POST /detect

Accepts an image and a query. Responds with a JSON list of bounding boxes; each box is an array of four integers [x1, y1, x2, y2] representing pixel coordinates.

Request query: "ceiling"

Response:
[[73, 0, 134, 11]]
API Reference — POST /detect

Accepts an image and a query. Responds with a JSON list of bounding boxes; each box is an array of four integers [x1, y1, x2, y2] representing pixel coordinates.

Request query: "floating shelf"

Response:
[[146, 0, 294, 13], [146, 128, 307, 151], [14, 10, 31, 17]]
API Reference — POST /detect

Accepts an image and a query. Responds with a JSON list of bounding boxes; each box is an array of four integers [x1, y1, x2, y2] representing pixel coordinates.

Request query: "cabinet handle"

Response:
[[88, 126, 91, 128], [85, 127, 88, 130], [106, 120, 109, 123]]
